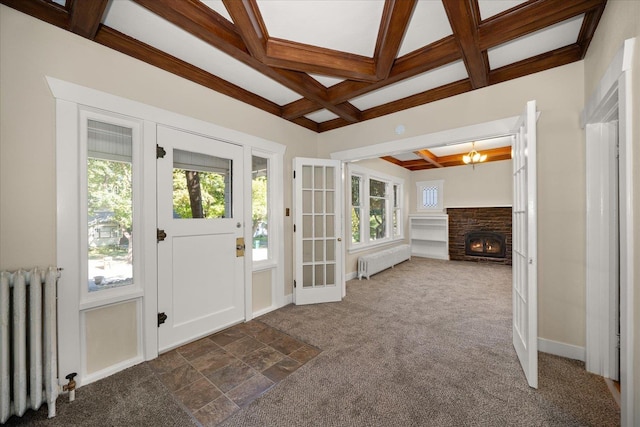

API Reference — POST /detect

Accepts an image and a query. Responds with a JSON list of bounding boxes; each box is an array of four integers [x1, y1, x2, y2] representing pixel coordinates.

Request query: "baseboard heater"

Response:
[[0, 267, 59, 423], [357, 244, 411, 280]]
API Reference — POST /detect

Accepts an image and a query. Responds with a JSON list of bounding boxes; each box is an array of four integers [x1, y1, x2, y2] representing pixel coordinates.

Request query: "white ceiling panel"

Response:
[[305, 109, 340, 123], [398, 0, 453, 57], [392, 152, 421, 161], [104, 1, 301, 106], [200, 0, 232, 21], [428, 135, 513, 157], [488, 14, 584, 70], [310, 74, 345, 88], [477, 0, 528, 21], [257, 0, 385, 57], [350, 61, 468, 110], [51, 0, 65, 6]]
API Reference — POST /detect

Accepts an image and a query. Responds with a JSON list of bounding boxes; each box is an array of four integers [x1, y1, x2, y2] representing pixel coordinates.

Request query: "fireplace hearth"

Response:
[[465, 231, 506, 258]]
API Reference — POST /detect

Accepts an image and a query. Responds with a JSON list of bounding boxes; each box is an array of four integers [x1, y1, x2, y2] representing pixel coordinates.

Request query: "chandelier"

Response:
[[462, 142, 486, 167]]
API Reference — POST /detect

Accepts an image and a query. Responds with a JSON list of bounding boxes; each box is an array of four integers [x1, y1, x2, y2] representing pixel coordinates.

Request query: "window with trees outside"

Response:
[[252, 156, 269, 262], [349, 164, 403, 250], [87, 120, 134, 292]]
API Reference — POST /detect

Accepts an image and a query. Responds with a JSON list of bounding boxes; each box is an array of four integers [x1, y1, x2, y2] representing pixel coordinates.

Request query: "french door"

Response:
[[293, 158, 344, 305], [512, 100, 538, 388], [157, 126, 244, 351]]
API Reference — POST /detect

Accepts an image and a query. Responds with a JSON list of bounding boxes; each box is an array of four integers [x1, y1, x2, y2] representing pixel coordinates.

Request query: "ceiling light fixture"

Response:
[[462, 142, 487, 168]]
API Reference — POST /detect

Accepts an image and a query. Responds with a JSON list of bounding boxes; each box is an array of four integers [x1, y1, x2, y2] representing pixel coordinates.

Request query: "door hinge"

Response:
[[294, 280, 296, 288], [293, 224, 296, 232], [157, 312, 167, 327], [156, 144, 166, 159], [293, 170, 296, 179], [616, 333, 621, 349], [157, 228, 167, 242]]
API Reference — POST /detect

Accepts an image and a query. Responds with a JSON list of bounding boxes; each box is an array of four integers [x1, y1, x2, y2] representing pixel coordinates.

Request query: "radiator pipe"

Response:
[[63, 373, 77, 402]]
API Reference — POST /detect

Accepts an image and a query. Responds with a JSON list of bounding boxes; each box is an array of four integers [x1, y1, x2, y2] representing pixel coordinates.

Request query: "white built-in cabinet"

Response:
[[409, 214, 449, 260]]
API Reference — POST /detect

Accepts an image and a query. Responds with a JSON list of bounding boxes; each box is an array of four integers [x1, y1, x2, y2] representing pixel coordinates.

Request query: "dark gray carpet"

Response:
[[5, 258, 618, 426], [221, 258, 619, 427], [3, 363, 198, 426]]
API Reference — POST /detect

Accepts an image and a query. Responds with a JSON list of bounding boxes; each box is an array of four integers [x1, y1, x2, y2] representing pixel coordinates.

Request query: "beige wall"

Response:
[[85, 301, 138, 374], [410, 160, 513, 212], [583, 1, 640, 422], [319, 61, 587, 348], [252, 270, 272, 313]]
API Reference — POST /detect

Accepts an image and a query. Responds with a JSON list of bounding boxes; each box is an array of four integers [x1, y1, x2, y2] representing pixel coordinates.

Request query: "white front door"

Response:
[[157, 126, 244, 352], [293, 158, 344, 305], [512, 100, 538, 388]]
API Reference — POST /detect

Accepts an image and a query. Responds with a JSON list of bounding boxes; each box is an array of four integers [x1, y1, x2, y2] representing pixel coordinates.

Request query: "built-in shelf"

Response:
[[409, 214, 449, 260]]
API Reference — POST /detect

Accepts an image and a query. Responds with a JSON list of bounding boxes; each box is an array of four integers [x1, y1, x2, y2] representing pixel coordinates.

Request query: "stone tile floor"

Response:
[[148, 320, 321, 426]]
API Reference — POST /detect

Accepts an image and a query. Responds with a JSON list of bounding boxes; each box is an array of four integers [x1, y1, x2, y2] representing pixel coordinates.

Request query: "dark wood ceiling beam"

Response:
[[132, 0, 360, 122], [442, 0, 488, 89], [68, 0, 109, 39], [265, 38, 377, 82], [290, 116, 319, 133], [94, 26, 282, 116], [415, 150, 444, 168], [319, 79, 472, 132], [222, 0, 268, 61], [282, 98, 320, 120], [325, 36, 461, 109], [488, 44, 582, 85], [576, 4, 606, 57], [381, 156, 405, 167], [0, 0, 69, 28], [478, 0, 607, 50], [374, 0, 417, 80]]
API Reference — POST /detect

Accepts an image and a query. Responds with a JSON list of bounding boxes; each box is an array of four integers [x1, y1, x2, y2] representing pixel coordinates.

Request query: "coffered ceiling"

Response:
[[2, 0, 606, 136]]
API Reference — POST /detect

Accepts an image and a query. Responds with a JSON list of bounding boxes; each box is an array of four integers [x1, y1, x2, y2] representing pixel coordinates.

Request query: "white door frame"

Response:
[[49, 77, 286, 385], [581, 38, 635, 426]]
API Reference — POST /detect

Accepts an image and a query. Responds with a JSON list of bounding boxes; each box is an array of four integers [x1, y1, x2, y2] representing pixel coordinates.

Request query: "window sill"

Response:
[[348, 237, 405, 254], [80, 287, 144, 311]]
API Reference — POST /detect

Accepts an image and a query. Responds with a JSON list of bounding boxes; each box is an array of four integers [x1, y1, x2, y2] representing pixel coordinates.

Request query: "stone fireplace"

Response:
[[447, 207, 512, 265]]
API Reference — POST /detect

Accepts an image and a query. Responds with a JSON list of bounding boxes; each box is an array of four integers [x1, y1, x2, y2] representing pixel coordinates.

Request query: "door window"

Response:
[[172, 149, 232, 219]]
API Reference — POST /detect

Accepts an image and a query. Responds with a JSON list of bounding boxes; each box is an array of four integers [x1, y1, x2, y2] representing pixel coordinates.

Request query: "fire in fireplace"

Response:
[[465, 231, 506, 258]]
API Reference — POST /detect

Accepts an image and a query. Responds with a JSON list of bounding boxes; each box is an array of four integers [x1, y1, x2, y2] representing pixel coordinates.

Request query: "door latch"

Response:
[[236, 237, 245, 257]]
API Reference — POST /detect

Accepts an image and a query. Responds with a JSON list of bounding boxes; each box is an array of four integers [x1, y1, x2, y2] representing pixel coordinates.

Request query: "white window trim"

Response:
[[348, 163, 404, 252], [416, 179, 444, 212]]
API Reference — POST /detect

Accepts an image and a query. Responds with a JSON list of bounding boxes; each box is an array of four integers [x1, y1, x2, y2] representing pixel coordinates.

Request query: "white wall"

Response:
[[410, 160, 513, 211], [582, 1, 640, 423]]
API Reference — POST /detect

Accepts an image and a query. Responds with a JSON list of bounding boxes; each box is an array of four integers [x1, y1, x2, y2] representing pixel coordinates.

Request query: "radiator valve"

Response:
[[63, 372, 77, 402]]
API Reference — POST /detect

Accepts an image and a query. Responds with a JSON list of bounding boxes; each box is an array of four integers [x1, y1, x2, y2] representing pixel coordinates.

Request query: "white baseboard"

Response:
[[79, 356, 144, 388], [538, 338, 585, 362], [284, 293, 293, 305], [346, 271, 358, 281]]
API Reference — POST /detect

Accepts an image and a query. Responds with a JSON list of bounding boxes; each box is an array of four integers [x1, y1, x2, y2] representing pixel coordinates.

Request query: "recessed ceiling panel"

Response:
[[391, 152, 421, 161], [398, 0, 453, 57], [428, 136, 513, 157], [200, 0, 232, 21], [104, 1, 300, 105], [488, 14, 584, 70], [310, 74, 345, 88], [350, 61, 468, 111], [51, 0, 65, 6], [305, 109, 340, 123], [257, 0, 385, 57], [477, 0, 528, 21]]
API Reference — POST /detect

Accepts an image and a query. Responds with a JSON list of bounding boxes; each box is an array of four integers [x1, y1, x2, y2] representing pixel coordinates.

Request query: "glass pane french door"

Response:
[[294, 158, 343, 305]]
